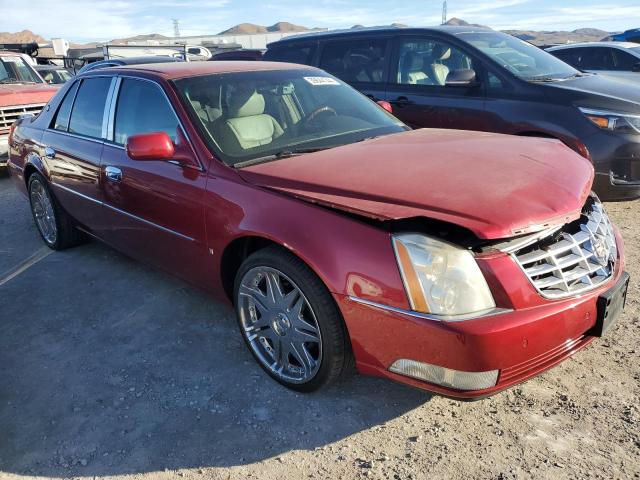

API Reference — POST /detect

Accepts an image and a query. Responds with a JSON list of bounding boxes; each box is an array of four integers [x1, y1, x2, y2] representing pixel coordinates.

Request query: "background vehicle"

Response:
[[7, 62, 627, 399], [35, 65, 74, 85], [76, 56, 183, 74], [547, 42, 640, 81], [608, 28, 640, 43], [211, 49, 264, 61], [186, 45, 212, 61], [265, 26, 640, 201], [0, 51, 57, 165]]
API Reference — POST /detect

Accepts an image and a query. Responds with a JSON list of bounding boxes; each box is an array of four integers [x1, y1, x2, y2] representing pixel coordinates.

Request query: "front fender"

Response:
[[204, 175, 410, 310]]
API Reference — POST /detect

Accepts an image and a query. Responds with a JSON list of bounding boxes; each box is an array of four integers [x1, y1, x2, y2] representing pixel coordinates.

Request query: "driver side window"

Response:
[[396, 38, 474, 87]]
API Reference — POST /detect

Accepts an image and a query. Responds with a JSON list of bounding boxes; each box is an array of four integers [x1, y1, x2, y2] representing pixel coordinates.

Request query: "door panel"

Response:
[[43, 130, 104, 226], [97, 77, 209, 286], [387, 36, 487, 130], [99, 144, 209, 285], [43, 77, 113, 229]]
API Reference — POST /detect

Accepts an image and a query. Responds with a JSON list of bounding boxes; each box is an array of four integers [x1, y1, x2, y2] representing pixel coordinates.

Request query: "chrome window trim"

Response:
[[51, 182, 196, 242], [44, 128, 105, 145], [348, 296, 512, 323], [105, 77, 121, 141]]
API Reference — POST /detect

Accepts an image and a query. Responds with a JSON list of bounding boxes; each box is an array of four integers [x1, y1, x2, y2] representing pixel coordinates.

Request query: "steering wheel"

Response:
[[303, 106, 338, 127]]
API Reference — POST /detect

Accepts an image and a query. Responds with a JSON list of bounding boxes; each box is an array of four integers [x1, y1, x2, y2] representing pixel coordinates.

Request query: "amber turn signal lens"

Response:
[[586, 115, 610, 129], [393, 239, 429, 313]]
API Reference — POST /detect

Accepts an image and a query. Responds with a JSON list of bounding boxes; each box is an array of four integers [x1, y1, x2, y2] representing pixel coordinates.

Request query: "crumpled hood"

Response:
[[0, 83, 58, 108], [238, 129, 594, 240]]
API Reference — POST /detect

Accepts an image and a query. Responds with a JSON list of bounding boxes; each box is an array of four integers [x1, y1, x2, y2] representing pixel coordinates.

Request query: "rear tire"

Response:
[[233, 245, 353, 392], [28, 172, 85, 250]]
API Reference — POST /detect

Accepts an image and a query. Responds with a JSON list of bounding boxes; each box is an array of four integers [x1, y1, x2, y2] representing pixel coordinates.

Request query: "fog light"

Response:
[[389, 359, 499, 391]]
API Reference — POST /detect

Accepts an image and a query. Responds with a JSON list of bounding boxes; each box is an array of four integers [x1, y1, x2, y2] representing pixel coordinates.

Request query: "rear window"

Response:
[[264, 44, 317, 65], [52, 81, 80, 131], [319, 38, 388, 83], [68, 77, 112, 138]]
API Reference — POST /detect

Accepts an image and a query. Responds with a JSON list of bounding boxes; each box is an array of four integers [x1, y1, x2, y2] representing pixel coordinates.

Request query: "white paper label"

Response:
[[303, 76, 340, 86]]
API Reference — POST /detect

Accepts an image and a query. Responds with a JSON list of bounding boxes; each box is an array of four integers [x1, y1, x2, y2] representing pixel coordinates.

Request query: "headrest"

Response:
[[404, 52, 424, 70], [228, 90, 265, 118], [433, 45, 451, 61]]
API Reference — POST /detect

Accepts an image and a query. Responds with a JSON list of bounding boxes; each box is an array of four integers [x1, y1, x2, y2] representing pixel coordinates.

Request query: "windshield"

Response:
[[0, 56, 42, 84], [174, 69, 407, 166], [459, 32, 580, 81]]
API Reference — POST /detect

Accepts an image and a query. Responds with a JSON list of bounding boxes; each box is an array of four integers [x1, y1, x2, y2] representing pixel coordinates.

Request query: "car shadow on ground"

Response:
[[0, 239, 431, 477]]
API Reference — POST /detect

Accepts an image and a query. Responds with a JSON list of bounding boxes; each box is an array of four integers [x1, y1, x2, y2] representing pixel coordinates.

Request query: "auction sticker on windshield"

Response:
[[304, 76, 340, 86]]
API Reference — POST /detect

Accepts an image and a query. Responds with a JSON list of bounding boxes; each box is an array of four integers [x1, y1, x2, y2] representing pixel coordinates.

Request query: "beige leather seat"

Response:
[[401, 52, 429, 85], [427, 45, 451, 86], [216, 90, 284, 152]]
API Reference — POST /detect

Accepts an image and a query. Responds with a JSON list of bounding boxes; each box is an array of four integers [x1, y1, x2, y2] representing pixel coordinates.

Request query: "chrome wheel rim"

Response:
[[237, 267, 322, 383], [30, 179, 57, 245]]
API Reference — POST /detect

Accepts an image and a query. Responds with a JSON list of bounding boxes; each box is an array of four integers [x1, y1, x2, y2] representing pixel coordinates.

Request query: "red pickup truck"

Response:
[[0, 52, 57, 165]]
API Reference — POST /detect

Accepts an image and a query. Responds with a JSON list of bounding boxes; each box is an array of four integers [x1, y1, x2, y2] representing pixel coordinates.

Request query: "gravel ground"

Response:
[[0, 171, 638, 480]]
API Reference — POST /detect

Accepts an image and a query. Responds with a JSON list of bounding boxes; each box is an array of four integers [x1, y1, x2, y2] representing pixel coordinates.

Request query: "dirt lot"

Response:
[[0, 170, 638, 480]]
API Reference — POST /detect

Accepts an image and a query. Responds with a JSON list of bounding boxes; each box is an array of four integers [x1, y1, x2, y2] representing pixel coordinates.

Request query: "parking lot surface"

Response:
[[0, 171, 639, 480]]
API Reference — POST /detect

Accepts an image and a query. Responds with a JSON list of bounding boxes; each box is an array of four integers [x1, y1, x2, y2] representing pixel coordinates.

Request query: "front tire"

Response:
[[28, 172, 84, 250], [234, 246, 352, 392]]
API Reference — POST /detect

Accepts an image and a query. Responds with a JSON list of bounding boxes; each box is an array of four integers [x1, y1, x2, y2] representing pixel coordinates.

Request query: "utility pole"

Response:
[[442, 1, 447, 25], [172, 19, 181, 38]]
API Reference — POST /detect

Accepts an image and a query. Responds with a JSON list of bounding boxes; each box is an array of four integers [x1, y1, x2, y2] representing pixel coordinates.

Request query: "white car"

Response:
[[547, 42, 640, 82]]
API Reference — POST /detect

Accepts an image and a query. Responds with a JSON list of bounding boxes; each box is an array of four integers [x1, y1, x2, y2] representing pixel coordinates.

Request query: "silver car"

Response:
[[547, 42, 640, 82]]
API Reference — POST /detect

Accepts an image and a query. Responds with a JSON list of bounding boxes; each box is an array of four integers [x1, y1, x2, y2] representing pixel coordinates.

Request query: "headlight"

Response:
[[579, 107, 640, 134], [392, 234, 495, 317]]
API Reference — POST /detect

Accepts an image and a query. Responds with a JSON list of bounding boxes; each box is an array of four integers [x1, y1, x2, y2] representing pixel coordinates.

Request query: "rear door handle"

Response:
[[393, 96, 413, 107], [105, 166, 123, 182], [44, 147, 56, 159]]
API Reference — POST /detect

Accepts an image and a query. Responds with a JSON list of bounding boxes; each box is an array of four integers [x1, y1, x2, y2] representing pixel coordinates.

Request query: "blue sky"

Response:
[[1, 0, 639, 42]]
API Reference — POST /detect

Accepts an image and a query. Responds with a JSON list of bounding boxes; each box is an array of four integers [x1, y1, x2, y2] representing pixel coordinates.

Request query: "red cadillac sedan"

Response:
[[7, 61, 629, 399]]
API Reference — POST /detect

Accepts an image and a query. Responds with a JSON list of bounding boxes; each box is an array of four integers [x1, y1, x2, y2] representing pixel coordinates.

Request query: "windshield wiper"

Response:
[[233, 146, 337, 169]]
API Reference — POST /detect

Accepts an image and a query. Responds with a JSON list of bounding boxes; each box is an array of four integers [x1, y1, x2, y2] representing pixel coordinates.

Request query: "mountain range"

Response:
[[0, 19, 617, 47]]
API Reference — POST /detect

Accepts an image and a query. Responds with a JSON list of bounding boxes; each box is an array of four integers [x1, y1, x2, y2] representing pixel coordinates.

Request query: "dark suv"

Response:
[[265, 26, 640, 201]]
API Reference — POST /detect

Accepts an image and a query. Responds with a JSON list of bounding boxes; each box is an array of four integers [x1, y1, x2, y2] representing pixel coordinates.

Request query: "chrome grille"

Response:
[[0, 103, 46, 134], [512, 199, 617, 299]]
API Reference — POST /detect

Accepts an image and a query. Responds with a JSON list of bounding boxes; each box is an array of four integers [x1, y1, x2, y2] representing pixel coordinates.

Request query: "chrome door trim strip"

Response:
[[101, 202, 195, 242], [348, 296, 512, 323], [51, 182, 195, 242], [52, 182, 101, 204]]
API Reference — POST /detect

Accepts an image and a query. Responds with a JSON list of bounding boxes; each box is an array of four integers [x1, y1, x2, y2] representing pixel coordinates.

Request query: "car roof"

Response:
[[106, 60, 313, 79], [268, 25, 493, 46], [547, 42, 640, 51]]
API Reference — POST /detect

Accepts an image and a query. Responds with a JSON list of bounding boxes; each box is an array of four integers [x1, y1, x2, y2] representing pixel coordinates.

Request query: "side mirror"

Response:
[[445, 69, 477, 87], [126, 132, 175, 161], [633, 62, 640, 73], [376, 100, 393, 113]]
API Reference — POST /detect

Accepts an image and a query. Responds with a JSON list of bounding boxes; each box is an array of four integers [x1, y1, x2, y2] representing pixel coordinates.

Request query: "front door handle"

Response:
[[105, 166, 123, 182], [44, 146, 56, 159]]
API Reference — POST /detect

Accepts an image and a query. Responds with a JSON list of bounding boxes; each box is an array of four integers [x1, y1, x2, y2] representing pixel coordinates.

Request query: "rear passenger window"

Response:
[[52, 80, 80, 131], [319, 39, 388, 83], [264, 44, 317, 65], [68, 77, 112, 138], [113, 78, 179, 145]]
